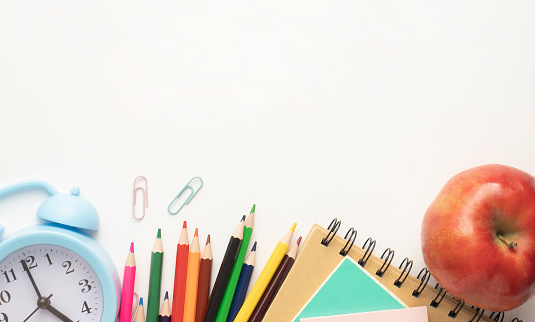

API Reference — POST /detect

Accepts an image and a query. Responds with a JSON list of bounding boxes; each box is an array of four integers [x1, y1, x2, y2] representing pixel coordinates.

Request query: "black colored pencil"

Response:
[[203, 217, 245, 322]]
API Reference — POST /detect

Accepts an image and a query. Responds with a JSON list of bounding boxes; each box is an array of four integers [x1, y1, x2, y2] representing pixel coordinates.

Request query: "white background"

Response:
[[1, 1, 535, 321]]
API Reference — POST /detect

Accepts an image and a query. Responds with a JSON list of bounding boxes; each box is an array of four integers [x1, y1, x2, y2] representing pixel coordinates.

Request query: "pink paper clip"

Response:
[[133, 176, 148, 220]]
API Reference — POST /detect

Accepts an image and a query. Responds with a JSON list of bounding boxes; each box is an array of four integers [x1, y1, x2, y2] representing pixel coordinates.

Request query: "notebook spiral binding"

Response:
[[489, 312, 505, 322], [394, 257, 413, 287], [321, 218, 523, 322], [431, 284, 446, 308]]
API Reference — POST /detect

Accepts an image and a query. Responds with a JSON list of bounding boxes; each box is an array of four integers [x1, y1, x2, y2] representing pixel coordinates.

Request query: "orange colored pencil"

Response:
[[183, 228, 201, 322], [172, 221, 189, 322]]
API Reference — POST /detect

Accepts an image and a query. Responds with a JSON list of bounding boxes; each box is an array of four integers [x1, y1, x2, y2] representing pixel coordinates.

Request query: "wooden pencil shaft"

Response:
[[147, 251, 164, 322], [184, 238, 201, 322], [226, 263, 254, 322], [120, 266, 137, 322], [134, 302, 146, 322], [214, 225, 253, 322], [196, 258, 212, 322], [125, 250, 136, 267], [203, 236, 242, 321], [233, 240, 289, 322], [184, 271, 201, 321], [160, 292, 171, 317], [249, 255, 295, 322], [172, 243, 190, 322]]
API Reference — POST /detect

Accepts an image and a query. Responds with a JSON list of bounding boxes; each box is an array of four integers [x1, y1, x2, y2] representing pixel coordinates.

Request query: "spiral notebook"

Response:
[[262, 220, 510, 322]]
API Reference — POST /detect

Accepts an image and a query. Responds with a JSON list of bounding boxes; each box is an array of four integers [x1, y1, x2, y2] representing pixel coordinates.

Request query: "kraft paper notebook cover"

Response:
[[292, 257, 406, 321], [300, 306, 428, 322], [263, 219, 501, 322]]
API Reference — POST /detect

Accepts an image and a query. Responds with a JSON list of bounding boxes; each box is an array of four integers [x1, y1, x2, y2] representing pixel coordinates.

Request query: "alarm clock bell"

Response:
[[0, 180, 99, 235]]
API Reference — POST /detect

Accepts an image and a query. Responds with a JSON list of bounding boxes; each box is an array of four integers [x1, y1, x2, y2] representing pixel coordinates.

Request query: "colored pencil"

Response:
[[172, 221, 189, 322], [147, 229, 164, 322], [248, 236, 301, 322], [159, 292, 171, 322], [203, 217, 245, 322], [120, 242, 137, 322], [184, 228, 201, 322], [195, 235, 213, 322], [215, 205, 255, 322], [233, 223, 296, 322], [227, 242, 257, 322], [134, 297, 146, 322]]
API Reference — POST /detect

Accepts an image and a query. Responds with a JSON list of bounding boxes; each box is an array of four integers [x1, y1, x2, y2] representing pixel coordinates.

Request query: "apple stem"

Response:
[[497, 233, 518, 249]]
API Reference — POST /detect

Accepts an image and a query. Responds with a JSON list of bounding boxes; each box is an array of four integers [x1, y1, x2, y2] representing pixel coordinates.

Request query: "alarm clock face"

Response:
[[0, 244, 104, 321]]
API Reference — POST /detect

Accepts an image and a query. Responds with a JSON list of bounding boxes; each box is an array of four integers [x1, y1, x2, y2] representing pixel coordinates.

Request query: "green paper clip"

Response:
[[168, 177, 203, 214]]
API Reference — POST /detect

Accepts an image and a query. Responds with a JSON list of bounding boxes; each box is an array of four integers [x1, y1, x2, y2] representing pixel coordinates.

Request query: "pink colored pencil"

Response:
[[120, 242, 137, 322]]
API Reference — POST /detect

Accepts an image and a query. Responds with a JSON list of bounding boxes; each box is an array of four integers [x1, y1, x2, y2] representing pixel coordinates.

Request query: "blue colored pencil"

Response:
[[226, 243, 256, 322]]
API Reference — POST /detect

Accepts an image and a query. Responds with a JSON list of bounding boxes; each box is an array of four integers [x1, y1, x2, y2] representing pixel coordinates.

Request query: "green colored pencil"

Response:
[[147, 229, 164, 322], [214, 205, 255, 322]]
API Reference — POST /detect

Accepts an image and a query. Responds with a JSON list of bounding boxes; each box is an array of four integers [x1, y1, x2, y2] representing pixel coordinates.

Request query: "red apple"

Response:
[[421, 164, 535, 312]]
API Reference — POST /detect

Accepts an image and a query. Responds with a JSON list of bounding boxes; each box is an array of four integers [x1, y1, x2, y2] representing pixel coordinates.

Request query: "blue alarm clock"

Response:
[[0, 180, 120, 322]]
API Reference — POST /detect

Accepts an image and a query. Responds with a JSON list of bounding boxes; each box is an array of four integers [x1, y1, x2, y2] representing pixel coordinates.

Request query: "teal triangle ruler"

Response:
[[292, 256, 407, 321]]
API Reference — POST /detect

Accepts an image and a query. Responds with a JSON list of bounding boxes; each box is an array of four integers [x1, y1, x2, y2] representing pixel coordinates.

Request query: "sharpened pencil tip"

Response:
[[164, 291, 168, 300], [250, 204, 256, 213], [194, 228, 199, 237], [139, 297, 143, 305], [206, 234, 211, 245], [241, 215, 246, 222], [290, 223, 297, 232], [251, 241, 257, 252], [130, 242, 134, 253], [157, 228, 161, 238], [183, 221, 187, 228], [297, 236, 302, 246]]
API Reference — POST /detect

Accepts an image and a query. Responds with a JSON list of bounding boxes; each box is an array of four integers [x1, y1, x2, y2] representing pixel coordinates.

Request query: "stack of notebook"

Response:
[[262, 220, 509, 322]]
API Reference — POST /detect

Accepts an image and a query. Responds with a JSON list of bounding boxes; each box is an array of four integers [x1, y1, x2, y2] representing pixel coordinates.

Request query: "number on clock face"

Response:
[[0, 245, 103, 321]]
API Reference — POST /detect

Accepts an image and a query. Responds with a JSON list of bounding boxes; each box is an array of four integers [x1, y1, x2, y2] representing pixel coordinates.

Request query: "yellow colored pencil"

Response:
[[233, 223, 296, 322], [183, 228, 201, 322]]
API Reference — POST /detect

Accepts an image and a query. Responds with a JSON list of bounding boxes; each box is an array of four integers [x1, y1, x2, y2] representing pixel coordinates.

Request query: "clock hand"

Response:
[[22, 293, 74, 322], [23, 294, 54, 322], [20, 259, 42, 298], [23, 306, 39, 322], [46, 304, 74, 322]]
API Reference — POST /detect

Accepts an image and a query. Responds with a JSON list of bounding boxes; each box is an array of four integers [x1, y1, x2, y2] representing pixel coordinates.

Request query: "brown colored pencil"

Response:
[[248, 236, 301, 322], [195, 235, 213, 322]]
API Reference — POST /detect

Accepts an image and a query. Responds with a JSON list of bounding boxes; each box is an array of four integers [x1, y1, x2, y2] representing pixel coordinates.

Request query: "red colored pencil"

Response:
[[172, 221, 189, 322]]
